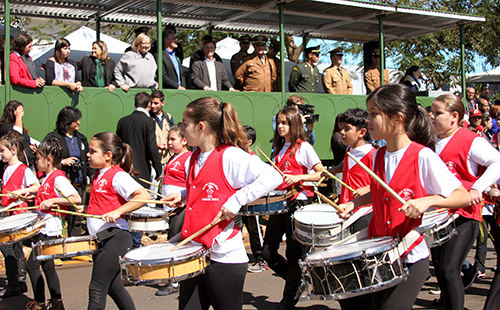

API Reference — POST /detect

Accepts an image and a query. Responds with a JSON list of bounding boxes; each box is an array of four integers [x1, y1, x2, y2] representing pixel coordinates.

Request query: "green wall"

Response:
[[1, 85, 435, 161]]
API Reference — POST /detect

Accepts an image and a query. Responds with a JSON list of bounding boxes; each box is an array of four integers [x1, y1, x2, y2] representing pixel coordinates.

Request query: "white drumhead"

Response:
[[130, 206, 167, 217], [420, 211, 450, 230], [268, 190, 286, 197], [124, 242, 204, 261], [305, 237, 396, 263], [294, 204, 342, 225], [0, 212, 39, 233]]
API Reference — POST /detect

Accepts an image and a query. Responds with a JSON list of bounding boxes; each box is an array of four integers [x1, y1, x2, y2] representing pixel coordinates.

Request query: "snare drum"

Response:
[[239, 190, 289, 215], [120, 242, 209, 284], [0, 212, 43, 245], [293, 204, 348, 247], [300, 237, 408, 300], [127, 206, 168, 232], [418, 211, 456, 248], [33, 235, 98, 261]]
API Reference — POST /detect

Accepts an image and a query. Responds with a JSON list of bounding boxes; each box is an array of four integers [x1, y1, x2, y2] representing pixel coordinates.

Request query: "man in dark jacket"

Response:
[[155, 29, 185, 90]]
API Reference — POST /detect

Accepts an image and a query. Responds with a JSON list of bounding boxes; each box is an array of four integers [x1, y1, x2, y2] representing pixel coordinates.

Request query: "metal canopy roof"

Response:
[[3, 0, 485, 43]]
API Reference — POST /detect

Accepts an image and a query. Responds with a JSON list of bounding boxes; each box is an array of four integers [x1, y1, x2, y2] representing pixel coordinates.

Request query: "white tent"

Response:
[[466, 66, 500, 83], [31, 26, 130, 79]]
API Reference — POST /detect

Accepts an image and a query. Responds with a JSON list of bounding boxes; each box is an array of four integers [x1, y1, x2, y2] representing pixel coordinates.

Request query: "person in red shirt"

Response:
[[339, 84, 470, 310], [10, 33, 45, 88], [84, 132, 149, 310]]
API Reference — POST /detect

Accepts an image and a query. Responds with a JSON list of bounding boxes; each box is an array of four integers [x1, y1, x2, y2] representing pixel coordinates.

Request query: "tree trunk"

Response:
[[285, 35, 308, 63]]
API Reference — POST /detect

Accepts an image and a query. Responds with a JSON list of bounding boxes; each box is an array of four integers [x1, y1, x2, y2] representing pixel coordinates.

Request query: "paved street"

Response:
[[1, 240, 496, 310]]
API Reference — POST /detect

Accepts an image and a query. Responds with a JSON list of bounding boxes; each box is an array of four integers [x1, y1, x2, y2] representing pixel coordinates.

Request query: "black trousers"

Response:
[[88, 230, 135, 310], [0, 241, 23, 285], [66, 183, 85, 237], [474, 215, 495, 273], [168, 209, 185, 239], [261, 198, 311, 308], [242, 215, 264, 261], [483, 220, 500, 310], [371, 257, 429, 310], [431, 216, 479, 310], [179, 260, 247, 310], [25, 234, 62, 303]]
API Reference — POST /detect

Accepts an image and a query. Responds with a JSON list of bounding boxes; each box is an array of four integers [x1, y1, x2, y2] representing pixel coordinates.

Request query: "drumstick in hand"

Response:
[[171, 217, 223, 251], [145, 188, 168, 199], [315, 190, 344, 212], [6, 191, 29, 200], [256, 147, 284, 177], [54, 186, 78, 208], [140, 178, 160, 188], [322, 169, 355, 192], [424, 208, 447, 216], [51, 208, 101, 219], [316, 176, 325, 187], [347, 152, 406, 205]]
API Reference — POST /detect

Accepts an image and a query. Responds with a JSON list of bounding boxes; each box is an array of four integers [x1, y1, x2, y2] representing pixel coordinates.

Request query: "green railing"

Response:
[[0, 85, 434, 161]]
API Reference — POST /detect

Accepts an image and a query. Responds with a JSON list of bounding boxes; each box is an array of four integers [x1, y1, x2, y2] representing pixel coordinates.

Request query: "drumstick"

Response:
[[166, 206, 186, 217], [8, 206, 41, 211], [6, 191, 29, 200], [0, 200, 24, 212], [314, 190, 344, 213], [171, 217, 223, 251], [54, 186, 78, 209], [145, 188, 167, 199], [52, 208, 101, 219], [316, 176, 325, 187], [322, 169, 355, 192], [347, 152, 406, 205], [256, 147, 284, 177], [140, 178, 160, 188], [424, 208, 447, 216], [130, 199, 172, 205]]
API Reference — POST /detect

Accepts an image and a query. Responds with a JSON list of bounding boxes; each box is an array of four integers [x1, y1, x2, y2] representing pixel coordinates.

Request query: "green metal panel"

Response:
[[0, 85, 434, 161]]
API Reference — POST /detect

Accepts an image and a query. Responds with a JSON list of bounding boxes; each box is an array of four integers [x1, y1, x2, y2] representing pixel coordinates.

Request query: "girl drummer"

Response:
[[339, 84, 470, 310], [28, 137, 82, 310], [262, 106, 323, 310], [84, 132, 149, 310], [0, 132, 40, 301], [430, 94, 500, 310], [164, 97, 282, 309]]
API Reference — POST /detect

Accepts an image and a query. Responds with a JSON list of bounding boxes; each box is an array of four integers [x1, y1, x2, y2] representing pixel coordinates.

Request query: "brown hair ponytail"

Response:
[[92, 132, 140, 176], [184, 97, 249, 152]]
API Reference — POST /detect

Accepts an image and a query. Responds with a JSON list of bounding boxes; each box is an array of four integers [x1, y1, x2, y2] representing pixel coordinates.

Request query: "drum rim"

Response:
[[128, 207, 168, 217], [419, 211, 451, 230], [302, 237, 398, 265], [34, 235, 97, 246], [122, 243, 208, 264], [0, 212, 42, 233]]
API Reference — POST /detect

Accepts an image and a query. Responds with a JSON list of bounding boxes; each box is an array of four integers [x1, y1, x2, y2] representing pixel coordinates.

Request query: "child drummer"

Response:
[[164, 97, 282, 309], [339, 84, 470, 310]]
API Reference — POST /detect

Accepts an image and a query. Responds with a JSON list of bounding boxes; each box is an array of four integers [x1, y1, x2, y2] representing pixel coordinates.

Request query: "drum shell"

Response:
[[419, 213, 457, 248], [120, 243, 210, 285], [239, 191, 289, 216], [126, 207, 169, 232], [33, 235, 98, 261], [300, 237, 408, 300]]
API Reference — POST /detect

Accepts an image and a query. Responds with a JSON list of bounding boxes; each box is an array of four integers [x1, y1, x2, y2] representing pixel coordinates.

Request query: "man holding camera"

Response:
[[289, 46, 320, 93], [272, 95, 316, 146]]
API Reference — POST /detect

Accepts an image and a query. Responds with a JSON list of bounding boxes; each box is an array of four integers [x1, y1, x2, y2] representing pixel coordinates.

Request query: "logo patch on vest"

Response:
[[201, 182, 219, 201], [95, 179, 108, 193], [171, 161, 181, 171], [398, 188, 415, 202], [282, 161, 292, 173], [40, 182, 52, 196], [445, 161, 458, 177]]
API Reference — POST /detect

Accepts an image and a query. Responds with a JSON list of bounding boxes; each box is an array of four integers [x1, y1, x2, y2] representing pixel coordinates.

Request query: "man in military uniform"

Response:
[[364, 48, 389, 94], [234, 35, 276, 92], [322, 47, 353, 95], [230, 35, 251, 91], [268, 39, 282, 92], [288, 46, 320, 93]]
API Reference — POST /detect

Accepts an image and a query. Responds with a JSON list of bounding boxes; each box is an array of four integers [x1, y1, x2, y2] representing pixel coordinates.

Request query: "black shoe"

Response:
[[432, 298, 443, 306], [19, 281, 28, 293], [462, 265, 478, 290], [0, 285, 21, 298], [155, 284, 179, 296]]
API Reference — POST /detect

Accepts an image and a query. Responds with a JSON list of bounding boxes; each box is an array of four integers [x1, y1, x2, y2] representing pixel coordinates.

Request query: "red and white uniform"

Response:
[[338, 144, 375, 211], [274, 141, 321, 200], [87, 165, 142, 235], [161, 151, 191, 200], [36, 170, 78, 236], [369, 142, 462, 263], [2, 163, 31, 213], [179, 145, 282, 263], [436, 128, 500, 221]]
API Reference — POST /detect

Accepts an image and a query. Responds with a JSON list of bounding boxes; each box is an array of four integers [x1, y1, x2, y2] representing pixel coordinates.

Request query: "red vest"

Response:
[[2, 164, 29, 214], [339, 146, 376, 208], [181, 144, 240, 248], [493, 132, 499, 149], [35, 170, 68, 216], [439, 128, 483, 221], [88, 165, 127, 217], [368, 143, 426, 239], [162, 151, 191, 187], [274, 142, 307, 191]]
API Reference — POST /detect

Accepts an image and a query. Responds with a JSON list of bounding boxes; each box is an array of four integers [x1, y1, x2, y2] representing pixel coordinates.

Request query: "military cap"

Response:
[[253, 35, 268, 44], [305, 45, 320, 55], [238, 35, 251, 43], [329, 47, 343, 56]]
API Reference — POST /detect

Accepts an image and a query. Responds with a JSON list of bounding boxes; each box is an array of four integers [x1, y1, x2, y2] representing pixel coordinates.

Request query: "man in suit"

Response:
[[155, 29, 186, 90], [190, 40, 237, 91]]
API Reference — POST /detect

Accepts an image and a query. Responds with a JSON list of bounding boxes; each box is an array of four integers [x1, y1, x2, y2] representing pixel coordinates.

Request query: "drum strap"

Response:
[[96, 227, 125, 243], [397, 230, 424, 259]]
